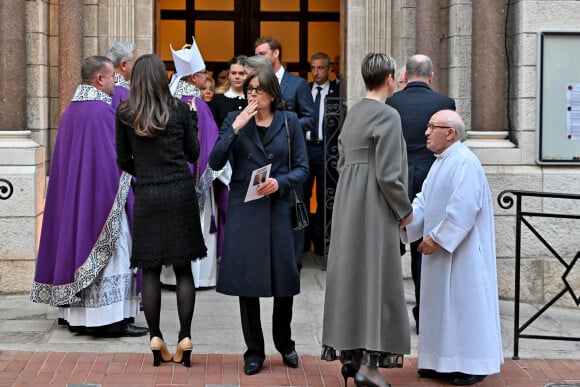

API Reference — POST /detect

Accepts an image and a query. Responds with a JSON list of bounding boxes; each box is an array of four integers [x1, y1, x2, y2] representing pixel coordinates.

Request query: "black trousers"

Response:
[[410, 239, 422, 331], [239, 296, 295, 364]]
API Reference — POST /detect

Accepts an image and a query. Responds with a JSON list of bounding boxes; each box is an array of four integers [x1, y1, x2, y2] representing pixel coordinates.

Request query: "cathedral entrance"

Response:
[[156, 0, 340, 80], [156, 0, 343, 265]]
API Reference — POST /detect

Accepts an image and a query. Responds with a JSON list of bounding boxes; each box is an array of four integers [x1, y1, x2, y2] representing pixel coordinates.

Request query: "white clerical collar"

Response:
[[173, 79, 201, 99], [435, 141, 461, 159], [114, 72, 129, 89], [224, 87, 245, 98], [71, 84, 112, 105], [276, 66, 285, 83]]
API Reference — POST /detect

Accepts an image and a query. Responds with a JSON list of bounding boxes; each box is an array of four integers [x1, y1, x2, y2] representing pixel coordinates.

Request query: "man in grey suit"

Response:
[[386, 54, 456, 334], [254, 37, 315, 269]]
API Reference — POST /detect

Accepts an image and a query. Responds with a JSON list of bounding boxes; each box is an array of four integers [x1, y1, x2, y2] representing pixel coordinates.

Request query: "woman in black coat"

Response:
[[116, 54, 207, 368], [209, 67, 308, 376]]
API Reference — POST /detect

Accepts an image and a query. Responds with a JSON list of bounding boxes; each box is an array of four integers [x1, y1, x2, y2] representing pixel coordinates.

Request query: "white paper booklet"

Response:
[[244, 164, 272, 202]]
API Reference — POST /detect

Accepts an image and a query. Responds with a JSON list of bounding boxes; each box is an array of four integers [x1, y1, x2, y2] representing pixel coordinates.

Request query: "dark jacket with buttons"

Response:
[[386, 81, 456, 200], [209, 109, 309, 297], [280, 71, 316, 134], [209, 93, 247, 129]]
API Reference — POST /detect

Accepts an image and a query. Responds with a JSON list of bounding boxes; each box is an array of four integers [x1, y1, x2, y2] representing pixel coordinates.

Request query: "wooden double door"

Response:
[[156, 0, 340, 79]]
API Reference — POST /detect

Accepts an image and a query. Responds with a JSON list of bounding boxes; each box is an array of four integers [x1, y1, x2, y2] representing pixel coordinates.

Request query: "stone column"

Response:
[[344, 0, 392, 108], [59, 0, 84, 115], [134, 0, 154, 54], [84, 1, 152, 59], [0, 1, 26, 131], [391, 0, 416, 67], [466, 0, 515, 151], [0, 0, 45, 292], [471, 0, 505, 132], [415, 0, 441, 91], [91, 0, 153, 56], [0, 132, 45, 292]]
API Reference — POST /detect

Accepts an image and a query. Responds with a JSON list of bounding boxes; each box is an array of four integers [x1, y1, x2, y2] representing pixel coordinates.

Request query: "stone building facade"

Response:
[[0, 0, 578, 307]]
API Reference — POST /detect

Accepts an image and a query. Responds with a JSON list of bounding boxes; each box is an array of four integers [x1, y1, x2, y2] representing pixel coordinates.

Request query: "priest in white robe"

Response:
[[401, 109, 503, 386]]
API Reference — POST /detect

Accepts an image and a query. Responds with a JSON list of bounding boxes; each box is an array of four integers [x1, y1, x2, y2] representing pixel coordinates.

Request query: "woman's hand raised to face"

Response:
[[231, 100, 258, 133]]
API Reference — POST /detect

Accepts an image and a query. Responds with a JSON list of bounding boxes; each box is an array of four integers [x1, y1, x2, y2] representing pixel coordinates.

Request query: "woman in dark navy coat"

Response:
[[209, 67, 308, 376]]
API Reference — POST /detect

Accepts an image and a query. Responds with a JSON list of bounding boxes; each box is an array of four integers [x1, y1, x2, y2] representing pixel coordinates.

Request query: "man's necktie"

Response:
[[312, 86, 322, 140]]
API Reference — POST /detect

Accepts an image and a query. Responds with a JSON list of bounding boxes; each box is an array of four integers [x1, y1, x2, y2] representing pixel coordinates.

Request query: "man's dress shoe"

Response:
[[418, 369, 454, 380], [118, 323, 149, 337], [450, 373, 486, 385], [282, 350, 299, 368], [90, 323, 148, 337], [243, 361, 262, 375]]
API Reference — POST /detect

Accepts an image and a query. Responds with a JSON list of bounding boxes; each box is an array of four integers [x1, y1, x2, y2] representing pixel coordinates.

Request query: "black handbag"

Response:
[[284, 112, 309, 230], [291, 188, 309, 230]]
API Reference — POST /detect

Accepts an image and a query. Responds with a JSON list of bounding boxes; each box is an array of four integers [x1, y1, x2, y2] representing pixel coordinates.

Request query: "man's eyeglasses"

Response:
[[245, 86, 265, 95], [195, 70, 208, 76], [426, 123, 453, 132]]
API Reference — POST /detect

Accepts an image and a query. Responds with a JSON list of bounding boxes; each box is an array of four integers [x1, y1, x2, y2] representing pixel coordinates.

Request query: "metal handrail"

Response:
[[497, 189, 580, 359]]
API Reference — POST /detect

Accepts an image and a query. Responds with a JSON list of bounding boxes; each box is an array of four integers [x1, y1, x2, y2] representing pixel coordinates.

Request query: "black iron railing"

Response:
[[497, 190, 580, 359], [0, 178, 14, 200], [321, 97, 344, 270]]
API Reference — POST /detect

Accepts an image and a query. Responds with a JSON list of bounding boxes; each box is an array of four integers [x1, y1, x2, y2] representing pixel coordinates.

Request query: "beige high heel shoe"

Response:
[[150, 337, 172, 366], [173, 337, 193, 367]]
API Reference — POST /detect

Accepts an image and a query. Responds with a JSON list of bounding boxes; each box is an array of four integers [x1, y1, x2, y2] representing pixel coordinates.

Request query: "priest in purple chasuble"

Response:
[[105, 41, 138, 111], [29, 56, 147, 337], [105, 41, 143, 294], [160, 37, 230, 289], [112, 71, 130, 111]]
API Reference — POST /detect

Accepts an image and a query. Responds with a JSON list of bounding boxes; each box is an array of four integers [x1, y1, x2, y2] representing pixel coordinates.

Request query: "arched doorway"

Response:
[[156, 0, 340, 80]]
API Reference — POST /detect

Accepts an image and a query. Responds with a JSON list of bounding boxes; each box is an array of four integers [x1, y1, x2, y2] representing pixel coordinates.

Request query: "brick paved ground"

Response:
[[2, 255, 579, 386], [1, 350, 579, 387]]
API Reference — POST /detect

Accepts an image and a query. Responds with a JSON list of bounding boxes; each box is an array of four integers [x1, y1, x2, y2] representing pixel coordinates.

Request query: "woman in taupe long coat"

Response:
[[321, 53, 413, 387]]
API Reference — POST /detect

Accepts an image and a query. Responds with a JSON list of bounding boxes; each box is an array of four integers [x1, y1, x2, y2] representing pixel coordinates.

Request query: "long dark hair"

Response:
[[243, 68, 286, 111], [118, 54, 177, 137]]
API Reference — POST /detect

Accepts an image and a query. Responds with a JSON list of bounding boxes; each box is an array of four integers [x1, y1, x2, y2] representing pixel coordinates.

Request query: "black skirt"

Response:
[[131, 177, 207, 268]]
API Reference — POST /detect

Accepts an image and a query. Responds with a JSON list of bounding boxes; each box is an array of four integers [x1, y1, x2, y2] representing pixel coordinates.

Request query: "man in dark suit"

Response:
[[254, 37, 315, 269], [386, 54, 456, 334], [254, 37, 315, 134], [304, 52, 339, 260]]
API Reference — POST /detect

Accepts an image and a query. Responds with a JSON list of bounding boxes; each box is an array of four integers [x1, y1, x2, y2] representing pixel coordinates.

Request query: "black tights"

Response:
[[142, 264, 195, 342]]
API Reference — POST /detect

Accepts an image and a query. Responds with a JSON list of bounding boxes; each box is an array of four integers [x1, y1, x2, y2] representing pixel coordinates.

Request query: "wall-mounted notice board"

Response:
[[536, 31, 580, 164]]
